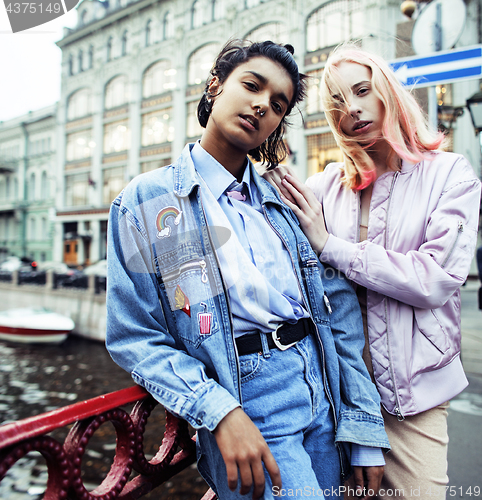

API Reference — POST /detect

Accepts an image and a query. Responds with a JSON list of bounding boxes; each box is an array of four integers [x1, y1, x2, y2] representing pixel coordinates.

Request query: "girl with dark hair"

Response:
[[106, 39, 389, 499], [264, 43, 481, 499]]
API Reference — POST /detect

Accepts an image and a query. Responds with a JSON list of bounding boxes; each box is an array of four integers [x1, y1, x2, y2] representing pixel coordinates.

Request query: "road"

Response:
[[447, 280, 482, 499]]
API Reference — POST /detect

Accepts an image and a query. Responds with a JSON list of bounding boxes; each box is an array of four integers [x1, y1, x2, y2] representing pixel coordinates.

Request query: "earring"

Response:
[[207, 98, 212, 103]]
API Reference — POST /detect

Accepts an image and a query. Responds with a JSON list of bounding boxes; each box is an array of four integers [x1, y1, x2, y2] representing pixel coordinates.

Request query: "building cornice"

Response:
[[56, 0, 159, 48]]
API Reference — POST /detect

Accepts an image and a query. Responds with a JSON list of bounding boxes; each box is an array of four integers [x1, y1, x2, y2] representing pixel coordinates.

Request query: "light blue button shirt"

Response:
[[192, 142, 309, 337], [191, 142, 384, 467]]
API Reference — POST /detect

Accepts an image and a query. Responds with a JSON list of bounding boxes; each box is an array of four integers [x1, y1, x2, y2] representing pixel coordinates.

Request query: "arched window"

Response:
[[105, 75, 129, 109], [143, 60, 176, 98], [41, 217, 48, 240], [191, 0, 203, 29], [78, 49, 83, 72], [106, 36, 113, 62], [145, 20, 151, 47], [30, 217, 37, 240], [88, 45, 94, 69], [67, 88, 92, 121], [121, 30, 128, 56], [41, 171, 48, 199], [29, 173, 36, 200], [245, 22, 287, 44], [212, 0, 224, 21], [188, 43, 220, 85], [306, 0, 364, 52], [163, 11, 173, 39]]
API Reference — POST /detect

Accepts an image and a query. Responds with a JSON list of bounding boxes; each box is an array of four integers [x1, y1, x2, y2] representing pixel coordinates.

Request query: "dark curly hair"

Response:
[[197, 39, 307, 169]]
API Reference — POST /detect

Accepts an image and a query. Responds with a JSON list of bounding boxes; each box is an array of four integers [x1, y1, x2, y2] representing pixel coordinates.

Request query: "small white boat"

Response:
[[0, 308, 75, 344]]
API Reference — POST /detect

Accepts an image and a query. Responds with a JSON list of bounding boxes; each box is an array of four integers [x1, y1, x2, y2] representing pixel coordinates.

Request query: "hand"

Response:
[[213, 407, 281, 499], [261, 165, 298, 204], [279, 174, 330, 256], [352, 465, 385, 499]]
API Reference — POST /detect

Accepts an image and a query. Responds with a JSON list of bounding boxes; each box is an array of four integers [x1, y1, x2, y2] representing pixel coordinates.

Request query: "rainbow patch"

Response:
[[156, 206, 182, 238]]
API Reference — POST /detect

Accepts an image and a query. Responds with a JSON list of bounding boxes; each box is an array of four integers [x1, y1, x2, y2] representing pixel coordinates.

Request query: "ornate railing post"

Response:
[[0, 385, 216, 500]]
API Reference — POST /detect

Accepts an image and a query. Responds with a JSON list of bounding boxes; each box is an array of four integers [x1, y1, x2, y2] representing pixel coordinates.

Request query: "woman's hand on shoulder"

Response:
[[261, 165, 298, 204], [280, 174, 330, 256]]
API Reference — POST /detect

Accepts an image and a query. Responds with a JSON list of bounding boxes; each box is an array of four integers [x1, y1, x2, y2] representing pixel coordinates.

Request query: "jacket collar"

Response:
[[173, 143, 284, 207]]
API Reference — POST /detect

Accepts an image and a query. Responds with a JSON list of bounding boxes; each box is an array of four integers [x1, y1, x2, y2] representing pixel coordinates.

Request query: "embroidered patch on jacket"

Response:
[[174, 285, 191, 317], [156, 207, 182, 238], [198, 302, 212, 335]]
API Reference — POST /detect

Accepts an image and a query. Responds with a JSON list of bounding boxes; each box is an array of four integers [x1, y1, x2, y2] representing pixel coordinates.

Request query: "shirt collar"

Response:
[[191, 141, 253, 201]]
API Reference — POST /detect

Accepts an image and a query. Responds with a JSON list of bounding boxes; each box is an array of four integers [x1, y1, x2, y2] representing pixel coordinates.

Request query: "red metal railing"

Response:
[[0, 385, 216, 499]]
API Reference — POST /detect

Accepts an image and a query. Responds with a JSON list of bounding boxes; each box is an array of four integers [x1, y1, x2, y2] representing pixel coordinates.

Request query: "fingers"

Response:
[[352, 466, 365, 497], [262, 166, 297, 204], [213, 408, 281, 499], [352, 466, 384, 500], [363, 466, 384, 500]]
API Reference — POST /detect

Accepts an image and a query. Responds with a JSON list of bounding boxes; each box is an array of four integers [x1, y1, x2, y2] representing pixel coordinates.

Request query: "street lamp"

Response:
[[466, 91, 482, 135]]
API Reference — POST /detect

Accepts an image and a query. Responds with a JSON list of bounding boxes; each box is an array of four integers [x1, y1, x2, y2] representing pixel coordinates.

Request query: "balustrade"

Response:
[[0, 385, 216, 499]]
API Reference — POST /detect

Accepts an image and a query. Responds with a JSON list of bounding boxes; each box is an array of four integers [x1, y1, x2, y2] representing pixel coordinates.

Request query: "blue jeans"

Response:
[[208, 333, 341, 499]]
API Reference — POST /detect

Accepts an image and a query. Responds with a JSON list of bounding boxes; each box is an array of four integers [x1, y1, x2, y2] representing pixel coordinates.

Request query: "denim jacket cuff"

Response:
[[179, 380, 241, 432], [334, 410, 391, 450]]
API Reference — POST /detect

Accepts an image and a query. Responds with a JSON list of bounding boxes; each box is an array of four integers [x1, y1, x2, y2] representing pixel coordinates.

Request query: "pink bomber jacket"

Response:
[[306, 152, 481, 418]]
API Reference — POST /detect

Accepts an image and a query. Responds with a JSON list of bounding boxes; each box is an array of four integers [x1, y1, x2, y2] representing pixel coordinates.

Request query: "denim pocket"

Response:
[[239, 353, 263, 382]]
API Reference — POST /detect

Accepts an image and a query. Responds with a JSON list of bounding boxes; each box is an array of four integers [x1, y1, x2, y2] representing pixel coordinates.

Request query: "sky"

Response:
[[0, 4, 78, 123]]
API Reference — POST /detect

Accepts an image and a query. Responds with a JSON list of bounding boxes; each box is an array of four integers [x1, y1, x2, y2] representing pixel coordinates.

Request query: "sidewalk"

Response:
[[461, 280, 482, 377]]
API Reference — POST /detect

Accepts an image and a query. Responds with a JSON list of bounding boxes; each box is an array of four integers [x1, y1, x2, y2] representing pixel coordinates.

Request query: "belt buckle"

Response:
[[271, 324, 297, 351]]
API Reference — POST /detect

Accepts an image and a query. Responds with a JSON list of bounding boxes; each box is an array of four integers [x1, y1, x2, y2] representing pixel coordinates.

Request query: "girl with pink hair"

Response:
[[265, 43, 481, 498]]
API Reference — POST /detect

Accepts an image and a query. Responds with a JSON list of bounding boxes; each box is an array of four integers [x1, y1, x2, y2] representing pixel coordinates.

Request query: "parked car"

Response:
[[82, 260, 107, 277]]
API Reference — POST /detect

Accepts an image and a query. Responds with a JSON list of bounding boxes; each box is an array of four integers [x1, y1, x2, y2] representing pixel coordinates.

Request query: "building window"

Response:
[[68, 54, 73, 76], [141, 109, 174, 146], [41, 217, 48, 240], [141, 158, 171, 173], [105, 75, 129, 109], [103, 120, 130, 154], [191, 0, 203, 28], [306, 0, 364, 53], [78, 49, 83, 72], [145, 20, 151, 47], [306, 133, 343, 177], [88, 45, 94, 69], [68, 88, 93, 121], [245, 22, 287, 44], [163, 11, 174, 39], [212, 0, 224, 21], [66, 130, 94, 161], [41, 171, 48, 199], [306, 68, 324, 115], [30, 217, 36, 240], [188, 43, 219, 85], [121, 30, 128, 56], [65, 173, 89, 207], [186, 101, 203, 138], [103, 166, 126, 205], [29, 173, 36, 200], [143, 60, 176, 98], [106, 36, 113, 62]]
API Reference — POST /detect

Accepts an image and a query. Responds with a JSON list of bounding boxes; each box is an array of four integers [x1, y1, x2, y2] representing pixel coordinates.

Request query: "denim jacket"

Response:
[[106, 144, 389, 483]]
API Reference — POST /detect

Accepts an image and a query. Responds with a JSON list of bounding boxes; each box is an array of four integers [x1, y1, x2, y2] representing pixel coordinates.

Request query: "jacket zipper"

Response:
[[384, 172, 404, 420], [262, 206, 345, 478], [162, 260, 208, 282], [441, 221, 464, 268]]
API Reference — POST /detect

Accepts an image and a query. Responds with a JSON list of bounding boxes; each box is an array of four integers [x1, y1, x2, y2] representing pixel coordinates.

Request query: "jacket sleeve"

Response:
[[106, 197, 240, 431], [322, 269, 390, 450], [319, 159, 481, 309]]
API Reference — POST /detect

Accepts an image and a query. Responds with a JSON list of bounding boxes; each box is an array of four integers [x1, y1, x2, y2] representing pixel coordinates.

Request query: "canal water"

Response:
[[0, 335, 209, 500]]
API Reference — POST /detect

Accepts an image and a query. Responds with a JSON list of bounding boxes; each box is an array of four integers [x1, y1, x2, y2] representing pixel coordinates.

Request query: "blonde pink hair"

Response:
[[320, 43, 446, 190]]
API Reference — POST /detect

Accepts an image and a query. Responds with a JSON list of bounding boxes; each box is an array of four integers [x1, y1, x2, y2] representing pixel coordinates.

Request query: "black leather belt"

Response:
[[235, 318, 312, 356]]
